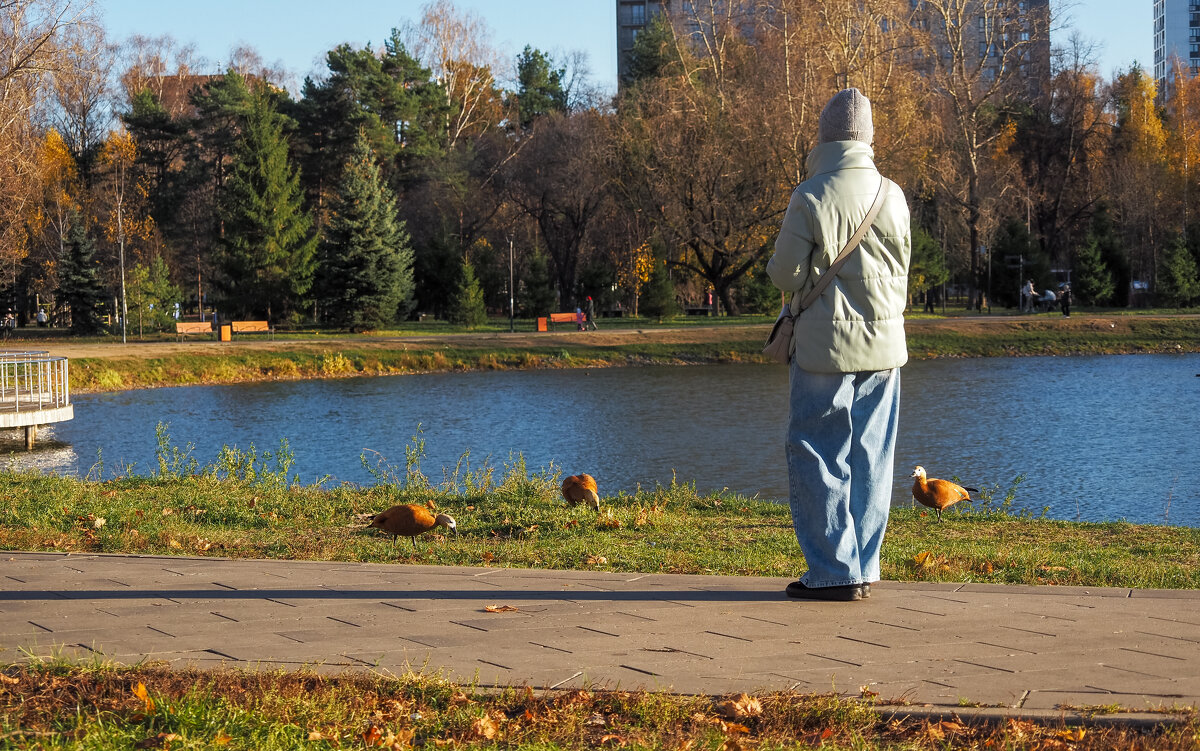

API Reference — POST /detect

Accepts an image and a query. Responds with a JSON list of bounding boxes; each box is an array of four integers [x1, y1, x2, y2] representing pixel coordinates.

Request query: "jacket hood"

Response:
[[805, 140, 877, 178]]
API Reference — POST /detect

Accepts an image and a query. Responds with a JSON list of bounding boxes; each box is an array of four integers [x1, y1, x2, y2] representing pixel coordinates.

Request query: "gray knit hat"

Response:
[[818, 88, 874, 145]]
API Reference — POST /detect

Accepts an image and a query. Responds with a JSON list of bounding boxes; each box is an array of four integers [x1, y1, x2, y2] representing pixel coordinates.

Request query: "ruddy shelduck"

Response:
[[369, 504, 457, 548], [910, 466, 977, 522], [561, 474, 600, 511]]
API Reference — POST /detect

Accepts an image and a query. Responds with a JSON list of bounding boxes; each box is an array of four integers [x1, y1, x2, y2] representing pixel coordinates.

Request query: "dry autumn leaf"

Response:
[[213, 731, 233, 745], [0, 674, 18, 685], [716, 694, 762, 720], [307, 730, 330, 741], [134, 733, 179, 749], [133, 682, 155, 713], [484, 604, 519, 613], [585, 555, 608, 566], [450, 689, 475, 705], [1057, 727, 1086, 742], [362, 725, 384, 746], [470, 715, 499, 740], [600, 734, 627, 747]]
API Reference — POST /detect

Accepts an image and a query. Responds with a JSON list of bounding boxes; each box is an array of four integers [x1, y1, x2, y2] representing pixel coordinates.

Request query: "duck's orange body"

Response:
[[561, 474, 600, 510], [369, 504, 457, 547], [910, 466, 975, 522]]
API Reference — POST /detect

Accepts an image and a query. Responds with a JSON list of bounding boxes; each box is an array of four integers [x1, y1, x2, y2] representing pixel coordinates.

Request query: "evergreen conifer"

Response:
[[58, 216, 107, 335], [217, 89, 317, 321], [317, 131, 414, 330], [447, 259, 487, 328]]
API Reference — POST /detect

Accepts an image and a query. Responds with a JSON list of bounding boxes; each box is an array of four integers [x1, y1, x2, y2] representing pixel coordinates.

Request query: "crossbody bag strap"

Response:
[[794, 176, 889, 313]]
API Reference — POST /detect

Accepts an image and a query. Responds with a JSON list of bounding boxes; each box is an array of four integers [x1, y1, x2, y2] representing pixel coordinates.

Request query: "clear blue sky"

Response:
[[97, 0, 1150, 95]]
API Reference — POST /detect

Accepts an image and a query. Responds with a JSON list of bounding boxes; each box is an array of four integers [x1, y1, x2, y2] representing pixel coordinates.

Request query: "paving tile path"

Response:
[[3, 551, 1199, 719]]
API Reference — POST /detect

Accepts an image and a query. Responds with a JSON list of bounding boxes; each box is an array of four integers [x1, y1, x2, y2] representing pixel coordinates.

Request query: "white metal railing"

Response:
[[0, 351, 70, 413]]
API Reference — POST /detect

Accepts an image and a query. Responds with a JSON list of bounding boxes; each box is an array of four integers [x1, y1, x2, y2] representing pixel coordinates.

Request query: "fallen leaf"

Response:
[[213, 731, 233, 745], [586, 712, 607, 727], [859, 685, 879, 699], [307, 730, 327, 741], [93, 517, 106, 529], [1057, 727, 1086, 742], [481, 552, 495, 562], [450, 690, 475, 705], [362, 725, 385, 746], [719, 738, 743, 751], [585, 555, 608, 566], [600, 734, 627, 747], [161, 508, 174, 516], [820, 728, 833, 740], [134, 682, 156, 713], [167, 539, 182, 549], [484, 604, 519, 613], [716, 694, 762, 719], [134, 732, 179, 749], [0, 674, 18, 685], [469, 715, 499, 740], [912, 550, 931, 567], [1039, 566, 1068, 572]]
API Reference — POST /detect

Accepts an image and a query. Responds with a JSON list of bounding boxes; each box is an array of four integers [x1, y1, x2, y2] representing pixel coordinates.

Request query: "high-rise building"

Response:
[[616, 1, 667, 83], [1154, 0, 1198, 97]]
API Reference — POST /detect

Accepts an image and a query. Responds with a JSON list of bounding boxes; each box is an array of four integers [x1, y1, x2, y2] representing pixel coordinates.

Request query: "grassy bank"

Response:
[[6, 662, 1195, 751], [2, 438, 1196, 589], [59, 315, 1200, 393]]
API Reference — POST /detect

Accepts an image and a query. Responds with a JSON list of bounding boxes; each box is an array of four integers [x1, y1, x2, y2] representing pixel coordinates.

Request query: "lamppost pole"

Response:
[[508, 238, 515, 333]]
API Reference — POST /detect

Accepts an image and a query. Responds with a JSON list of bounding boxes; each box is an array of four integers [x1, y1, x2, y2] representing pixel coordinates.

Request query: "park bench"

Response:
[[175, 321, 212, 341], [231, 320, 274, 339], [547, 312, 581, 330]]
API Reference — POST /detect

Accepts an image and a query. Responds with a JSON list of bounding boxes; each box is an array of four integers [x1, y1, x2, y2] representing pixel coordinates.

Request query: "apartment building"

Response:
[[1154, 0, 1199, 98], [616, 1, 667, 82]]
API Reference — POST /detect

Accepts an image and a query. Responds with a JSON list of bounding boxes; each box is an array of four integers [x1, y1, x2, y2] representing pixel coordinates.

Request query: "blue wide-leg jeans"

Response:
[[786, 364, 900, 588]]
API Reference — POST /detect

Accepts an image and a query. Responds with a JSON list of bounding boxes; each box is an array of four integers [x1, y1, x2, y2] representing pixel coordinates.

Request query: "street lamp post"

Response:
[[508, 238, 515, 333]]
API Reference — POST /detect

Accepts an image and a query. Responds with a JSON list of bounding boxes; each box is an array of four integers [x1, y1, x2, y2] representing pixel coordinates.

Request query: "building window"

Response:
[[979, 40, 988, 57], [631, 2, 646, 25]]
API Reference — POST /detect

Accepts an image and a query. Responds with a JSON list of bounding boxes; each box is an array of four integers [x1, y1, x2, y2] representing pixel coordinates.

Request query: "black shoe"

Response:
[[861, 582, 871, 598], [785, 580, 863, 601]]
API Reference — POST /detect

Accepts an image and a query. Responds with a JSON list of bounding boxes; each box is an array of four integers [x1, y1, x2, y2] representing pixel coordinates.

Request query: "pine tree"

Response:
[[1074, 235, 1115, 307], [217, 89, 317, 321], [316, 132, 414, 330], [1158, 234, 1200, 307], [447, 260, 487, 328], [514, 46, 567, 129], [58, 216, 106, 335], [519, 252, 556, 318], [641, 258, 680, 320]]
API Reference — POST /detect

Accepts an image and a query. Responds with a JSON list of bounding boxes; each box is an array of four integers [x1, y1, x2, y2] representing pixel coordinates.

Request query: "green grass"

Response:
[[2, 661, 1196, 750], [1, 434, 1196, 589]]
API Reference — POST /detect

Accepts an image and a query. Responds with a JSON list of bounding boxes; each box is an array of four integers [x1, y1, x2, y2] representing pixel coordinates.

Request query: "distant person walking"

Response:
[[1021, 279, 1036, 313], [586, 296, 598, 330], [1059, 284, 1072, 317]]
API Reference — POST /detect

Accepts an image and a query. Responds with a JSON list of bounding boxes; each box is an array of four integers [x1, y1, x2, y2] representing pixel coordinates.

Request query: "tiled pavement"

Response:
[[3, 551, 1199, 719]]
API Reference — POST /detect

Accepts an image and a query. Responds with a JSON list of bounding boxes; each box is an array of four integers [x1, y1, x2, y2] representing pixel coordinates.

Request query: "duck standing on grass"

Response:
[[561, 474, 600, 511], [369, 504, 457, 548], [910, 466, 977, 522]]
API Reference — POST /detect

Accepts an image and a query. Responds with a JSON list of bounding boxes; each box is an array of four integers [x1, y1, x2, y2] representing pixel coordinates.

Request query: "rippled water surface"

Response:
[[8, 354, 1199, 526]]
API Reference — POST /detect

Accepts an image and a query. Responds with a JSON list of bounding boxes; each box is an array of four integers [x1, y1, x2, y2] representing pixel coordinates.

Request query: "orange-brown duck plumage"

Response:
[[910, 466, 977, 522], [369, 504, 457, 547], [561, 474, 600, 510]]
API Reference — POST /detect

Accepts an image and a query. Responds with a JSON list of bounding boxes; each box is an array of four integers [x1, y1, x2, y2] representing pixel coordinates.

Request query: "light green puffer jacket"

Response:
[[767, 140, 911, 374]]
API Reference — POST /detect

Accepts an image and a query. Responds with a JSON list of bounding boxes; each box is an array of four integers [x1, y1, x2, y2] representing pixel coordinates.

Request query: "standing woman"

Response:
[[766, 89, 911, 602]]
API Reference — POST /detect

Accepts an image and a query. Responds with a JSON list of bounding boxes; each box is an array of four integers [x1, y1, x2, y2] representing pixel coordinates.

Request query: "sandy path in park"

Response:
[[19, 314, 1199, 361]]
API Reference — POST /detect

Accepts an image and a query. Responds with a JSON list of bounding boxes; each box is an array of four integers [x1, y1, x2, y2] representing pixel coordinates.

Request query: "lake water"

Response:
[[6, 354, 1199, 526]]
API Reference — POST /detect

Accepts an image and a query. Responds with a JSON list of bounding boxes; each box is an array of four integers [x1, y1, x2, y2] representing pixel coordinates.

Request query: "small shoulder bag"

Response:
[[763, 177, 889, 364]]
